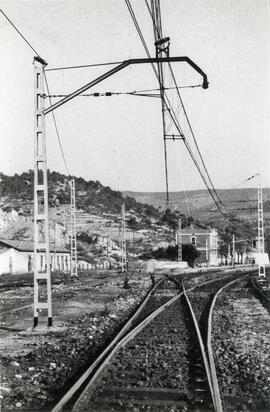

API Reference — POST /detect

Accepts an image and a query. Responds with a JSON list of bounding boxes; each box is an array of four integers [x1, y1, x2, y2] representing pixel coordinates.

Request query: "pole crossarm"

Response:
[[43, 56, 208, 115]]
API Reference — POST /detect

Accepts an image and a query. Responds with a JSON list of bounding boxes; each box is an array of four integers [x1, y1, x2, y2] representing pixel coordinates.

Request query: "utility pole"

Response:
[[232, 234, 235, 267], [177, 218, 182, 262], [120, 202, 127, 273], [257, 186, 266, 279], [69, 179, 78, 277], [33, 56, 52, 328]]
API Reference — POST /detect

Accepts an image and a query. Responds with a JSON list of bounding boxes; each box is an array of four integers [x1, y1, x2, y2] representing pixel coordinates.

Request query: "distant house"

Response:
[[248, 237, 270, 265], [0, 239, 70, 275], [176, 225, 219, 266]]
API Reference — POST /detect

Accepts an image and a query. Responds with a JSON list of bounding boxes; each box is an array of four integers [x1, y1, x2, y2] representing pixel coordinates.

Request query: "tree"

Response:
[[161, 209, 179, 230], [140, 243, 200, 267]]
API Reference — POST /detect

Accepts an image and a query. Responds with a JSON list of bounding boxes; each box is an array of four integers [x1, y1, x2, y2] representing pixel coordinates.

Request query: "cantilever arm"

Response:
[[43, 56, 208, 115]]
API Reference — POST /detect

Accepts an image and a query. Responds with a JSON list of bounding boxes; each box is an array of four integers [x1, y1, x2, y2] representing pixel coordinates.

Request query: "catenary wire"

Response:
[[167, 61, 223, 205], [44, 73, 70, 175], [1, 8, 71, 176], [45, 61, 123, 71], [145, 1, 225, 214], [45, 84, 202, 98], [125, 0, 225, 215], [0, 9, 42, 57]]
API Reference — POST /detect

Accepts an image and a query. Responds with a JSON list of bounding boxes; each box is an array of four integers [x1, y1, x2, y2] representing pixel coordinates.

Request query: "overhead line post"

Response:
[[69, 179, 78, 277], [33, 56, 52, 328], [121, 202, 127, 274], [257, 186, 266, 279], [177, 218, 182, 262]]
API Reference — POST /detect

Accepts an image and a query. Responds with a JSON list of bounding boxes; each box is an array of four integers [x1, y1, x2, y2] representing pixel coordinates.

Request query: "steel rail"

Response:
[[182, 281, 216, 409], [207, 273, 253, 412], [52, 273, 245, 412], [51, 277, 178, 412], [251, 277, 270, 302], [72, 275, 232, 412], [72, 288, 183, 411]]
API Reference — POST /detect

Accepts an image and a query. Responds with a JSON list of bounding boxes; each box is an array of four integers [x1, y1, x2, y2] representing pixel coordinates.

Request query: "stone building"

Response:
[[177, 225, 219, 266]]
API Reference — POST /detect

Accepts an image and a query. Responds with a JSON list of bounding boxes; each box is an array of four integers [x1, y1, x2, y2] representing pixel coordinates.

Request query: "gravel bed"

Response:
[[0, 280, 150, 411], [212, 282, 270, 411], [77, 297, 203, 412]]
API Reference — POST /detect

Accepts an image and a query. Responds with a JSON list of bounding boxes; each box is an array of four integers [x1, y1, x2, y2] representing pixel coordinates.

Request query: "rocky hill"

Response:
[[1, 171, 268, 264], [0, 171, 179, 265], [125, 188, 270, 241]]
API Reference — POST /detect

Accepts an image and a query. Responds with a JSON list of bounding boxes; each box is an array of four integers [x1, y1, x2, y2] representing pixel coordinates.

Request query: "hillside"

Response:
[[1, 171, 269, 264], [0, 170, 158, 218], [125, 188, 270, 241], [0, 171, 178, 264]]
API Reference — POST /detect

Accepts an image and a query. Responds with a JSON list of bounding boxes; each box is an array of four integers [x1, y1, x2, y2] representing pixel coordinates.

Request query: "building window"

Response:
[[61, 255, 64, 270], [191, 236, 196, 246]]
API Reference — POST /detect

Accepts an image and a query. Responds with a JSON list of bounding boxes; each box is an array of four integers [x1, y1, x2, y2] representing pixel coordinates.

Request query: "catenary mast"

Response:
[[257, 185, 266, 279], [33, 57, 52, 328]]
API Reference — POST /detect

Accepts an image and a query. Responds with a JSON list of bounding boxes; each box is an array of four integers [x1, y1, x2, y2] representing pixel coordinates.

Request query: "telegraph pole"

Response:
[[257, 186, 266, 279], [120, 202, 127, 273], [69, 179, 78, 277], [33, 56, 52, 328]]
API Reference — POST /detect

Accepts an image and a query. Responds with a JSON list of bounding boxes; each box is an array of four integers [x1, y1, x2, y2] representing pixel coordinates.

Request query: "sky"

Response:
[[0, 0, 269, 193]]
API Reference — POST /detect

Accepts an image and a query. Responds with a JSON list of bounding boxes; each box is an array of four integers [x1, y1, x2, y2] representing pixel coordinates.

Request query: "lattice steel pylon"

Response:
[[33, 57, 52, 328], [120, 202, 127, 273], [69, 179, 78, 277], [257, 186, 266, 278], [177, 218, 182, 262]]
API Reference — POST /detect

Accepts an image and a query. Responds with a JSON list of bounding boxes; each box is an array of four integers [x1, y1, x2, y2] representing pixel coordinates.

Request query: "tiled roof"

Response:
[[181, 225, 209, 234], [0, 239, 69, 253]]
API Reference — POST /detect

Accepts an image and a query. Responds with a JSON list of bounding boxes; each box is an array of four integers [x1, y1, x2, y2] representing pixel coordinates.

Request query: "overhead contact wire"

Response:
[[168, 61, 223, 205], [126, 0, 225, 215], [44, 73, 70, 175], [0, 9, 42, 57], [45, 61, 123, 72]]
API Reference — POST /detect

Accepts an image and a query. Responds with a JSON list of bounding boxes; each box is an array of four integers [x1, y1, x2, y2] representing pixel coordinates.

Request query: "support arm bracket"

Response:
[[43, 56, 208, 115]]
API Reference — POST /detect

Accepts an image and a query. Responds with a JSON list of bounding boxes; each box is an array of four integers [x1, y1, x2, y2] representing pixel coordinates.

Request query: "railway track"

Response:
[[51, 271, 254, 412], [251, 277, 270, 304]]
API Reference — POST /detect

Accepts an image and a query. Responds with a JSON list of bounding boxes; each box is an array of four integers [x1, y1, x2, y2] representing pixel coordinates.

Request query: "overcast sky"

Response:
[[0, 0, 269, 192]]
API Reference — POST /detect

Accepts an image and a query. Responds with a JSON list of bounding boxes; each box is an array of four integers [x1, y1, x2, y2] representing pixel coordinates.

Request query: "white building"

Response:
[[0, 239, 70, 274]]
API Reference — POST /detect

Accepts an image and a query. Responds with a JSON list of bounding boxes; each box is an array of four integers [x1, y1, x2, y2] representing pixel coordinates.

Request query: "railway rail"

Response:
[[251, 277, 270, 303], [51, 270, 254, 412]]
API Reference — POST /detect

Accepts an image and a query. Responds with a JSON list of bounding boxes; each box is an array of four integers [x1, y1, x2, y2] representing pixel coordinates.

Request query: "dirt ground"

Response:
[[0, 271, 151, 410]]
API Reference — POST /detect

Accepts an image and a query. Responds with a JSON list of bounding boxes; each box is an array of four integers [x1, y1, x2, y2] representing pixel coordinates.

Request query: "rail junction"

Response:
[[50, 268, 269, 412]]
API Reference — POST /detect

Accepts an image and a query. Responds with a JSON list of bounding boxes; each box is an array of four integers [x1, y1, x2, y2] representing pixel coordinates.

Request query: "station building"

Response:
[[0, 239, 70, 275], [0, 238, 114, 275], [177, 225, 220, 266]]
